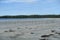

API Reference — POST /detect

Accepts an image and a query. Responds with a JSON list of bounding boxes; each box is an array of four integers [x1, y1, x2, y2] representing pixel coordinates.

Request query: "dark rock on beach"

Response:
[[9, 29, 15, 32], [4, 31, 8, 32], [51, 30, 55, 32], [39, 38, 48, 40], [41, 35, 50, 38], [17, 27, 21, 29], [40, 34, 54, 40], [30, 32, 34, 34], [40, 39, 46, 40], [4, 29, 15, 32]]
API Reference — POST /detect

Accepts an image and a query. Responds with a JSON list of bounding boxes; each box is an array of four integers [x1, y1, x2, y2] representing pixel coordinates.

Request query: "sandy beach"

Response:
[[0, 18, 60, 40]]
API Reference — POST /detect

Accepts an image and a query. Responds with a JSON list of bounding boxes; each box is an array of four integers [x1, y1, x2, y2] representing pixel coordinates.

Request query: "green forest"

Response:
[[0, 15, 60, 18]]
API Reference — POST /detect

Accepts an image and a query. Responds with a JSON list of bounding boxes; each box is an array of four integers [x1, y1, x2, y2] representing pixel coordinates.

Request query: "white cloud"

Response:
[[0, 0, 38, 3]]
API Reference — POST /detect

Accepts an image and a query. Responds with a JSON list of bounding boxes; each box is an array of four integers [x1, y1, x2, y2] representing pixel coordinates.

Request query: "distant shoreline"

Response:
[[0, 15, 60, 18]]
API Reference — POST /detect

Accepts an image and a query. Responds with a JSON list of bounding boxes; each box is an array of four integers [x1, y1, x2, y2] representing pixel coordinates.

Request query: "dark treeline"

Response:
[[0, 15, 60, 18]]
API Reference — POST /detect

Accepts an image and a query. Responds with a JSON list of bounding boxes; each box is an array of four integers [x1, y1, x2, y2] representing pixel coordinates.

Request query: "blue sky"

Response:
[[0, 0, 60, 16]]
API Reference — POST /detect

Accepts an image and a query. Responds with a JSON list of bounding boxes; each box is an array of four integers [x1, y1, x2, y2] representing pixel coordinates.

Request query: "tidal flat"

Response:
[[0, 18, 60, 40]]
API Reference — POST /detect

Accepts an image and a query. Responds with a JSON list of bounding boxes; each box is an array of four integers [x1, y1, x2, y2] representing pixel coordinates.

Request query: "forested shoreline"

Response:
[[0, 15, 60, 18]]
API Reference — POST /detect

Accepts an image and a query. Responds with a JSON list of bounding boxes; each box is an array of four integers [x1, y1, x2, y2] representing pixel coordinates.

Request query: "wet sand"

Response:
[[0, 18, 60, 40]]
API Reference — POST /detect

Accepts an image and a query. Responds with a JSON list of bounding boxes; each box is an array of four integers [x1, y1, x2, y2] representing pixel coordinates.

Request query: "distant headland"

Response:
[[0, 15, 60, 18]]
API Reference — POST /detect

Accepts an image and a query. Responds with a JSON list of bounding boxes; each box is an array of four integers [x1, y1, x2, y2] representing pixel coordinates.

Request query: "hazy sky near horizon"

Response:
[[0, 0, 60, 16]]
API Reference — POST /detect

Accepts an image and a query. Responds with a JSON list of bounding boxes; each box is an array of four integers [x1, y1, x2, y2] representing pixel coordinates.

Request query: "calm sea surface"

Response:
[[0, 18, 46, 21]]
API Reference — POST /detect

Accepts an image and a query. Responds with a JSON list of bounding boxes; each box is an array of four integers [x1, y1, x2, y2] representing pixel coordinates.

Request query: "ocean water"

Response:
[[0, 18, 60, 40]]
